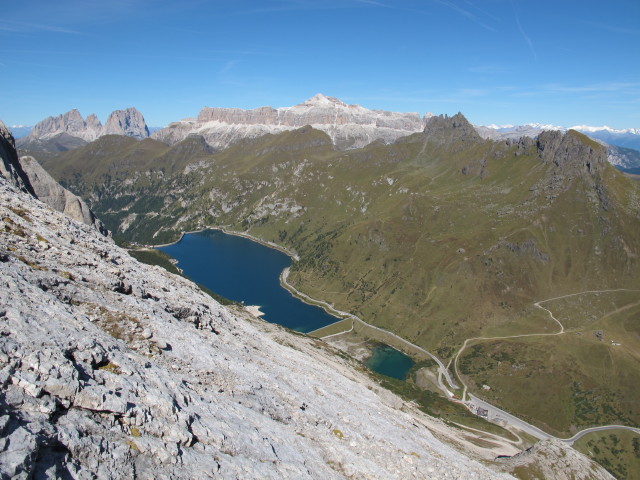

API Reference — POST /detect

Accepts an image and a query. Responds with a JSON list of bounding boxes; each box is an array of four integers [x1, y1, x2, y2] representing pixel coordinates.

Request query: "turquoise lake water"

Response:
[[160, 229, 415, 377], [365, 344, 415, 380]]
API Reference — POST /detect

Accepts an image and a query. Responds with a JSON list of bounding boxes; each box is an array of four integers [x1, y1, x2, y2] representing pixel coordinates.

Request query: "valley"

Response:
[[30, 112, 640, 477]]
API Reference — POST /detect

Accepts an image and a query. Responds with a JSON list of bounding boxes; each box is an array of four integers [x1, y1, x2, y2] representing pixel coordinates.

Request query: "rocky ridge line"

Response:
[[1, 119, 107, 235], [152, 93, 430, 150], [17, 107, 150, 152], [18, 155, 109, 236], [475, 123, 640, 172]]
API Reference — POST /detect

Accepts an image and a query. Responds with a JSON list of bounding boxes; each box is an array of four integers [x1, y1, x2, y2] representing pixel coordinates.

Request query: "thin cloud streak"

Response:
[[514, 14, 536, 62], [0, 21, 82, 35], [432, 0, 497, 32], [583, 20, 640, 36], [544, 82, 640, 94]]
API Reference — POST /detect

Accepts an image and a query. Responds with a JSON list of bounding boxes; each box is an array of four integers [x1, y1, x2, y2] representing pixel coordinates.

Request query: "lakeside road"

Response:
[[157, 228, 640, 448], [282, 269, 640, 445], [280, 267, 459, 391]]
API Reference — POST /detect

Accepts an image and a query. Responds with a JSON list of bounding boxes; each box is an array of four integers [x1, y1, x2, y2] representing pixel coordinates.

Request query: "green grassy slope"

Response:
[[574, 430, 640, 480], [40, 116, 640, 441]]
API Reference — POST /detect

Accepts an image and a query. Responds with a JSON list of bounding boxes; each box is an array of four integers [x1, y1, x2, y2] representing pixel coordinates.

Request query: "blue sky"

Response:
[[2, 0, 639, 129]]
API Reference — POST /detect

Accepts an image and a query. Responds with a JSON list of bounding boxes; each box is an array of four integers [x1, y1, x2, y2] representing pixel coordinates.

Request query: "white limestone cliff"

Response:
[[152, 94, 427, 150], [18, 155, 109, 235]]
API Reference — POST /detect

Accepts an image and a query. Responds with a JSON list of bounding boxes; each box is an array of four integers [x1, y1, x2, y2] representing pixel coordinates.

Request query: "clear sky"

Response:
[[2, 0, 639, 129]]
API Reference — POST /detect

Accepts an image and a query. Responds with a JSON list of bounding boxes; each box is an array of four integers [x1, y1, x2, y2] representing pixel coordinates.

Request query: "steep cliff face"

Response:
[[152, 94, 428, 150], [103, 107, 150, 139], [18, 155, 109, 236], [0, 173, 518, 479], [1, 120, 107, 235], [0, 120, 34, 195], [27, 109, 103, 142]]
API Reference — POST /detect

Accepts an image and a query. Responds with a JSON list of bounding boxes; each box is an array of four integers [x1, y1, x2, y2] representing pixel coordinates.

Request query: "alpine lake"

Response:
[[159, 229, 414, 380]]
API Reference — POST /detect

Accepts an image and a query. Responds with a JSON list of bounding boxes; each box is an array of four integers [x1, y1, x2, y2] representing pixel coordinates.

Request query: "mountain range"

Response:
[[2, 103, 617, 479], [478, 123, 640, 150], [37, 108, 640, 476], [15, 95, 640, 173], [151, 94, 429, 151]]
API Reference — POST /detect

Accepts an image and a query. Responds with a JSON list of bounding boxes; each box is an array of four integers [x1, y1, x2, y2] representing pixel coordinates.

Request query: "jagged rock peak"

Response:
[[29, 109, 103, 142], [423, 112, 482, 144], [25, 108, 150, 143], [103, 107, 150, 140], [85, 113, 102, 130], [0, 120, 35, 195], [18, 155, 109, 236], [536, 129, 607, 174]]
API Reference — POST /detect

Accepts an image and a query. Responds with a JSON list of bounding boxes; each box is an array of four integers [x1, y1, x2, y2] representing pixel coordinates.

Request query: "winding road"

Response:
[[282, 268, 640, 445], [281, 268, 460, 390], [454, 289, 640, 443]]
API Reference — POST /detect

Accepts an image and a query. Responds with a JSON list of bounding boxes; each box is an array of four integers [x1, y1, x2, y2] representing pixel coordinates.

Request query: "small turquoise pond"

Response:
[[365, 344, 415, 380]]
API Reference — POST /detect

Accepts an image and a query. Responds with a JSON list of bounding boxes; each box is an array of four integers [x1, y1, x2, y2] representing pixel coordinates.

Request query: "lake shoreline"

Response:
[[151, 226, 300, 260]]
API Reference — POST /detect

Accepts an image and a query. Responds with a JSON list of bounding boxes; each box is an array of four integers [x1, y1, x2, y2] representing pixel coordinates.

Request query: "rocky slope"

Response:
[[498, 440, 614, 480], [152, 94, 429, 150], [2, 119, 107, 235], [0, 120, 34, 195], [17, 108, 149, 153], [18, 155, 108, 235], [0, 146, 523, 479]]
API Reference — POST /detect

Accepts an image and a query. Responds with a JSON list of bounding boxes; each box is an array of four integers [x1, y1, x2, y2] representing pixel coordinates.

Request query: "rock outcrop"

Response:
[[422, 112, 482, 146], [18, 155, 109, 235], [475, 123, 640, 172], [0, 120, 34, 195], [152, 94, 428, 150], [102, 107, 150, 139], [26, 109, 103, 142], [536, 130, 607, 175], [0, 171, 518, 478], [497, 440, 614, 480], [18, 108, 150, 152]]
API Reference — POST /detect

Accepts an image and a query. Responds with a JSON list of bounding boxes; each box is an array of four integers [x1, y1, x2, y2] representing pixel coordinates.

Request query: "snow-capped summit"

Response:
[[569, 125, 640, 135], [476, 121, 640, 151]]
